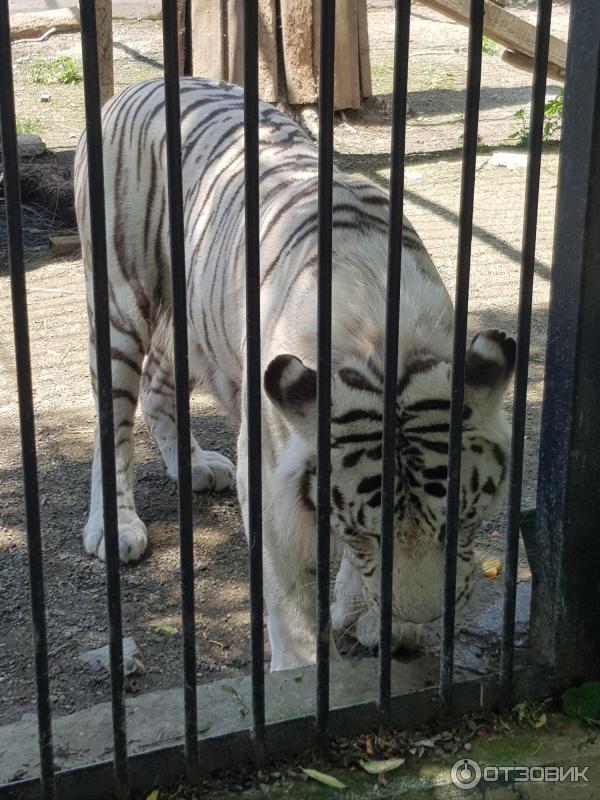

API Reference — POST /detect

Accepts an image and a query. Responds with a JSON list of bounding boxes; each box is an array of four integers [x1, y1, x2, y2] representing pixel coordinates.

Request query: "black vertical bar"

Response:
[[530, 0, 600, 679], [161, 0, 199, 774], [78, 3, 128, 795], [500, 0, 552, 692], [438, 0, 484, 706], [316, 0, 335, 748], [243, 0, 266, 757], [377, 0, 411, 733], [184, 0, 193, 76], [0, 4, 55, 797]]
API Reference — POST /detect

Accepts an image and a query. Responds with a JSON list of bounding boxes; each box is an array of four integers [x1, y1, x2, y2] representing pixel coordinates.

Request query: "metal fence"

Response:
[[1, 0, 600, 798]]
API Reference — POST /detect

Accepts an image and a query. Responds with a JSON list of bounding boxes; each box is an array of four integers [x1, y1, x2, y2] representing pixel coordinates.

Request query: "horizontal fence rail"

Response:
[[2, 0, 598, 797]]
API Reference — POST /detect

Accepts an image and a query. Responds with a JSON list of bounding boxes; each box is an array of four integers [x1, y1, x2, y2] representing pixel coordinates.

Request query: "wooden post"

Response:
[[191, 0, 227, 80], [190, 0, 370, 109], [177, 0, 187, 76], [334, 0, 361, 110], [281, 0, 317, 104], [95, 0, 114, 106], [226, 0, 277, 100], [313, 0, 366, 110], [357, 0, 371, 98]]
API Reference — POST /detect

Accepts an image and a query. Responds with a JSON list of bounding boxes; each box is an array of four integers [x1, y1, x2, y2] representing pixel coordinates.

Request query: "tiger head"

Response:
[[264, 329, 515, 653]]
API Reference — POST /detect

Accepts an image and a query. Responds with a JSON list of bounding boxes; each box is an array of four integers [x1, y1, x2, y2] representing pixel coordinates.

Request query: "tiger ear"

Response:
[[264, 354, 317, 430], [464, 329, 516, 398]]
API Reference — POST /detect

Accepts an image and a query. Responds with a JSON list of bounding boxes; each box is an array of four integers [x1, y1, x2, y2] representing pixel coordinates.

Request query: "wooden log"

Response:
[[357, 0, 372, 98], [177, 0, 186, 76], [313, 0, 368, 110], [190, 0, 227, 80], [334, 0, 361, 110], [280, 0, 317, 104], [9, 8, 80, 41], [257, 0, 278, 101], [191, 0, 277, 101], [95, 0, 114, 106], [502, 49, 565, 82], [420, 0, 567, 74], [190, 0, 369, 109], [227, 0, 245, 87], [226, 0, 277, 101]]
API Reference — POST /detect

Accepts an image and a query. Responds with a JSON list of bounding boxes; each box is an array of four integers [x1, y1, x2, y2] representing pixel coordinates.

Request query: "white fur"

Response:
[[75, 79, 513, 670]]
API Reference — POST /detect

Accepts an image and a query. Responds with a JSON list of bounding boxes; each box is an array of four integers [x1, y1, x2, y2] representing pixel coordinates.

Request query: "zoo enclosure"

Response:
[[1, 0, 600, 799]]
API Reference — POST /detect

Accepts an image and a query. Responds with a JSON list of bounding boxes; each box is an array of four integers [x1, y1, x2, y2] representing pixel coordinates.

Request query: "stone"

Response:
[[79, 637, 144, 677], [489, 150, 529, 170], [16, 134, 46, 159]]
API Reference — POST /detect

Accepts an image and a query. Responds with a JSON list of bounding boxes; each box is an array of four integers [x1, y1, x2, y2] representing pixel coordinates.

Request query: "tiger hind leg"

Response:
[[141, 315, 235, 492], [85, 309, 148, 563]]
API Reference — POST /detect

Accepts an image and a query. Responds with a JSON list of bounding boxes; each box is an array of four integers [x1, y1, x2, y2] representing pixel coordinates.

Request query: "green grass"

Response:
[[29, 55, 82, 85], [482, 36, 498, 55], [15, 117, 43, 135]]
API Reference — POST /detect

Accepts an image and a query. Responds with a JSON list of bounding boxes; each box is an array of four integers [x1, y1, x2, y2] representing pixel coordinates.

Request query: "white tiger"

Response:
[[74, 78, 514, 671]]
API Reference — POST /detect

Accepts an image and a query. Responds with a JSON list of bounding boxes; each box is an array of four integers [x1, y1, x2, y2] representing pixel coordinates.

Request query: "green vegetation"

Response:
[[15, 117, 43, 135], [508, 106, 529, 146], [509, 93, 564, 146], [30, 55, 82, 85], [482, 36, 498, 55], [562, 681, 600, 725], [543, 92, 564, 140]]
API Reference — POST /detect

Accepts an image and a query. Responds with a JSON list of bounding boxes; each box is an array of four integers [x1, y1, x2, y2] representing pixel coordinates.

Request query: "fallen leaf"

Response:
[[482, 557, 502, 578], [158, 624, 177, 635], [301, 768, 347, 789], [146, 791, 159, 800], [360, 758, 405, 775], [534, 713, 547, 728], [413, 738, 436, 748]]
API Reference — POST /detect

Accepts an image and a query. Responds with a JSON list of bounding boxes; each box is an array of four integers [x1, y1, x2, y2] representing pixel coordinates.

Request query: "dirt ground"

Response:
[[0, 1, 568, 726]]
